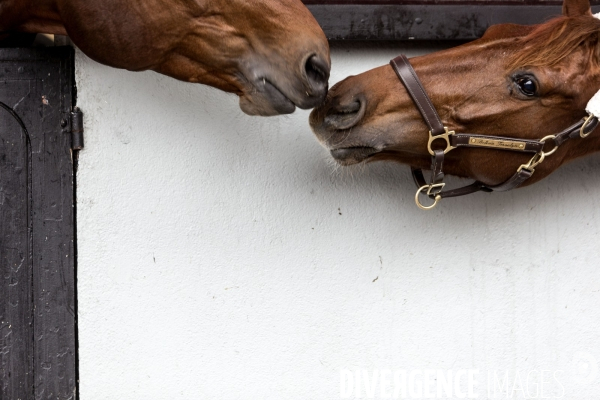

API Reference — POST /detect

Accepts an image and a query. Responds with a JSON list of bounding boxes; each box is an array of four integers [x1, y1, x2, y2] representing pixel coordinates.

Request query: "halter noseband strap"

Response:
[[390, 54, 600, 210]]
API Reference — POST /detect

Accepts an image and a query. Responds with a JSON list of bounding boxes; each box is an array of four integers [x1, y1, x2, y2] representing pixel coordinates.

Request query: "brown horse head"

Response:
[[310, 0, 600, 196], [5, 0, 330, 116]]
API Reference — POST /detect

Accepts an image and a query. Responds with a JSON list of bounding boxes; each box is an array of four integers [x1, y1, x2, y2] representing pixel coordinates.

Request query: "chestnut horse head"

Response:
[[3, 0, 330, 116], [310, 0, 600, 207]]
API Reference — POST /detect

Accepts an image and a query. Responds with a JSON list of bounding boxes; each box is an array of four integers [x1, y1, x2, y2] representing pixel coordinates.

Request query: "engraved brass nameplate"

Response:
[[469, 137, 527, 151]]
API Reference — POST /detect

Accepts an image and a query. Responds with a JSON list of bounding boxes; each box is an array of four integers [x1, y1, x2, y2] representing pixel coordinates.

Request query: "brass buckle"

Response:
[[415, 183, 445, 210], [517, 134, 557, 175], [518, 151, 545, 174], [580, 113, 596, 138], [428, 127, 456, 155]]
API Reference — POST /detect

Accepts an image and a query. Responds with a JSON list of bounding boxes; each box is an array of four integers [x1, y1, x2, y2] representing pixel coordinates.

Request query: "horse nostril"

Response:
[[324, 97, 366, 130], [304, 55, 330, 93]]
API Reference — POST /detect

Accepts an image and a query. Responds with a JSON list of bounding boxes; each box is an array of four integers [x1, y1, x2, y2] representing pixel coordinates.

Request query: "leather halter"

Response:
[[390, 54, 600, 210]]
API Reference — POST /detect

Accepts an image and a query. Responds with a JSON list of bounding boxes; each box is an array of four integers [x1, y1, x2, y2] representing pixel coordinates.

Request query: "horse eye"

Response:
[[516, 77, 537, 96]]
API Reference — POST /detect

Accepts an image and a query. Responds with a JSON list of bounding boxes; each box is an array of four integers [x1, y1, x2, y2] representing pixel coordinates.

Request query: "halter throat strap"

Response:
[[390, 54, 600, 210]]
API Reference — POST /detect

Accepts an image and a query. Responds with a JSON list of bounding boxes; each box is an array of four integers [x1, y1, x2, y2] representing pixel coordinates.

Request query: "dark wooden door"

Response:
[[0, 48, 77, 400]]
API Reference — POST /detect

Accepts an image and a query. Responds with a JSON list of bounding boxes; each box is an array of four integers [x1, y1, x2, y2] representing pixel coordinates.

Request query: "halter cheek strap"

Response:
[[390, 54, 600, 210]]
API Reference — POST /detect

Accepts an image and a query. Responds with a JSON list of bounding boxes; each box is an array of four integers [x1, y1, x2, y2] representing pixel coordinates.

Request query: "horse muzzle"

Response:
[[240, 54, 330, 116]]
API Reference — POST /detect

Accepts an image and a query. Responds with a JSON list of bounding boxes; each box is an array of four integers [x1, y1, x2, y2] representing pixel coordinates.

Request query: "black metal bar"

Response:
[[305, 4, 600, 40], [304, 0, 600, 4]]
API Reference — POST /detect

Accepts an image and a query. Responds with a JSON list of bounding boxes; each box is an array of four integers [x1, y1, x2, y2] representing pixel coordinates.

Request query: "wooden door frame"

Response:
[[0, 47, 78, 400]]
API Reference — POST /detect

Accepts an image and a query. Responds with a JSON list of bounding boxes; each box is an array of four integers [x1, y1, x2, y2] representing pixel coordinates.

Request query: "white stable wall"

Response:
[[76, 42, 600, 400]]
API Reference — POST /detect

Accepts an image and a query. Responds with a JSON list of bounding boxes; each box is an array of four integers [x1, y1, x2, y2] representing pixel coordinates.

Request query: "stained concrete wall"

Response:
[[76, 42, 600, 400]]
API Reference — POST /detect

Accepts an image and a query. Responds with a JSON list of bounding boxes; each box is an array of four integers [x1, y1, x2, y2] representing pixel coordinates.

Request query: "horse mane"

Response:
[[509, 15, 600, 69]]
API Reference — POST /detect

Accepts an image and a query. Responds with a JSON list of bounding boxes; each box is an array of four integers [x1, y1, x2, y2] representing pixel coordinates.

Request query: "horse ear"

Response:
[[563, 0, 592, 16]]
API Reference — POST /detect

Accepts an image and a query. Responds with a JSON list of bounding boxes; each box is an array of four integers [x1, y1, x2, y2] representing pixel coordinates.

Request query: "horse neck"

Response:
[[1, 0, 66, 35]]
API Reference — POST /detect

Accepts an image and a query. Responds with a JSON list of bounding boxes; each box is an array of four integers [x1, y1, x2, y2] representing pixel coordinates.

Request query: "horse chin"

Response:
[[239, 77, 329, 116], [239, 94, 296, 116], [329, 146, 380, 166], [239, 81, 297, 116]]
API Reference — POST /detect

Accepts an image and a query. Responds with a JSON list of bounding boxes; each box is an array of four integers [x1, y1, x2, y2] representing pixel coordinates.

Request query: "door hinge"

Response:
[[62, 107, 84, 150]]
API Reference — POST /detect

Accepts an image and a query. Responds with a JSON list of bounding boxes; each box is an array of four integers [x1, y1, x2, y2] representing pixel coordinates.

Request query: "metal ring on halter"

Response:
[[580, 114, 596, 138], [539, 135, 558, 157], [415, 184, 445, 210]]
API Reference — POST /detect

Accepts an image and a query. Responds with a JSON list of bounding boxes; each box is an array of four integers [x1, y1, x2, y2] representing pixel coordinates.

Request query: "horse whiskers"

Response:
[[325, 154, 371, 183], [325, 156, 342, 175]]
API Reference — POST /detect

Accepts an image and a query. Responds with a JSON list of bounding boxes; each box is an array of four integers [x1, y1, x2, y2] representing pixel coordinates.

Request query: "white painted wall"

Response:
[[76, 42, 600, 400]]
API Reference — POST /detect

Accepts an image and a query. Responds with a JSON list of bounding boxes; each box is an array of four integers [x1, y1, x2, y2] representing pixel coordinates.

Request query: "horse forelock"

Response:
[[508, 15, 600, 69]]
